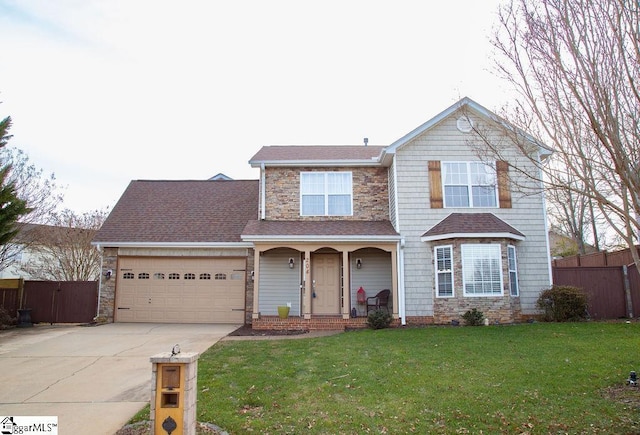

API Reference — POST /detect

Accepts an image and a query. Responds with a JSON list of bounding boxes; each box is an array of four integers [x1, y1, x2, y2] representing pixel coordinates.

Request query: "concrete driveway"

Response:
[[0, 322, 239, 434]]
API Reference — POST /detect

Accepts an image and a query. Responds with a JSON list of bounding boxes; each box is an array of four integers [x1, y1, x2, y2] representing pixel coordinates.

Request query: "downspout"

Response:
[[260, 163, 266, 220], [399, 237, 406, 325], [390, 155, 406, 324]]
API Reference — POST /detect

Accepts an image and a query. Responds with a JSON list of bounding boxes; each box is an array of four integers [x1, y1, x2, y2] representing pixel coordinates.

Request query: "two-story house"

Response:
[[93, 97, 552, 328]]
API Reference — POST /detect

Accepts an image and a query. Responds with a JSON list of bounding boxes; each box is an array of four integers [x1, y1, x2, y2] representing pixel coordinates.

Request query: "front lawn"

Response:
[[147, 322, 640, 433]]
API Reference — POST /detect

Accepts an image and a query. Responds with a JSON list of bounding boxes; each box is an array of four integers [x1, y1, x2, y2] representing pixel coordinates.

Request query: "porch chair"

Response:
[[366, 289, 391, 314]]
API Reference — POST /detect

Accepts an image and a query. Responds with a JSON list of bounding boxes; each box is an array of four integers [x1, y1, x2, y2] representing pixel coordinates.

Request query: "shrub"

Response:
[[0, 307, 15, 329], [537, 285, 588, 322], [367, 310, 392, 329], [462, 308, 485, 326]]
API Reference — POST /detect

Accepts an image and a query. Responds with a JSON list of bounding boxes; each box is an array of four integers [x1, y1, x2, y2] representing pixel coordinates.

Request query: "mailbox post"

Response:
[[150, 351, 199, 435]]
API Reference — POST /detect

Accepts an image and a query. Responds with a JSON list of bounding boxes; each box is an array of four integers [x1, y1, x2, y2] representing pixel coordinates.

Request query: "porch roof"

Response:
[[241, 220, 400, 242], [420, 213, 526, 242]]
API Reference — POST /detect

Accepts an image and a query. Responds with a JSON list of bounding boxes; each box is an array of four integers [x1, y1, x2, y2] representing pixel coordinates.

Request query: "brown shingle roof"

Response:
[[242, 220, 399, 240], [422, 213, 525, 241], [249, 145, 385, 164], [93, 180, 259, 245]]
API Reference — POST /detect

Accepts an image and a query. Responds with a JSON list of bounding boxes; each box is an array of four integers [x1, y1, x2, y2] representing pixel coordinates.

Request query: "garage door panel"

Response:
[[116, 257, 246, 323]]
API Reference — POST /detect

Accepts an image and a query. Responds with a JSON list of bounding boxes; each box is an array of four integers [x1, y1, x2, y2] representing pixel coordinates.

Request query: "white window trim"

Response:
[[435, 245, 454, 298], [461, 243, 504, 297], [508, 244, 519, 296], [300, 171, 353, 216], [442, 161, 499, 208]]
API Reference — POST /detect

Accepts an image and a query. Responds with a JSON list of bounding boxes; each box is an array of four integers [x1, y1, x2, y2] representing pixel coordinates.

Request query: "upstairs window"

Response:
[[301, 172, 352, 216], [442, 162, 497, 208]]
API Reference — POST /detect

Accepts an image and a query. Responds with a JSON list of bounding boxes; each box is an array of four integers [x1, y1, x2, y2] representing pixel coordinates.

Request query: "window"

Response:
[[214, 273, 227, 280], [508, 245, 519, 296], [138, 272, 149, 279], [169, 273, 180, 280], [462, 244, 503, 296], [199, 273, 211, 280], [123, 272, 134, 279], [442, 162, 497, 208], [184, 273, 195, 280], [301, 172, 352, 216], [435, 245, 454, 297], [154, 273, 165, 279]]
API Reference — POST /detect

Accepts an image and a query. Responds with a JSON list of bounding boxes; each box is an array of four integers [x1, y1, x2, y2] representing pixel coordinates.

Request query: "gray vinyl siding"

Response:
[[258, 249, 301, 316], [350, 249, 393, 314], [395, 112, 551, 317]]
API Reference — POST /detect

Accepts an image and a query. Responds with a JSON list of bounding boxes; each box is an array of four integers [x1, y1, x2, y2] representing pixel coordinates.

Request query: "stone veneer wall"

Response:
[[263, 167, 389, 220], [97, 246, 118, 322], [430, 238, 524, 325]]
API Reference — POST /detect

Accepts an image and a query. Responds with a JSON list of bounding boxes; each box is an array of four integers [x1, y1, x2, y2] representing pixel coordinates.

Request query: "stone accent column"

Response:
[[150, 351, 199, 435]]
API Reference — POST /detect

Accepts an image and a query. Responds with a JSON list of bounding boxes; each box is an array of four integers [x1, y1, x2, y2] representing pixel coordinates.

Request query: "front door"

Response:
[[311, 253, 340, 314]]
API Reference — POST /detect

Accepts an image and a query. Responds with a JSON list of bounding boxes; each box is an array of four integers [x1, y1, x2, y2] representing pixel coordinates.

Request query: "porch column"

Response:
[[342, 249, 351, 319], [303, 250, 312, 319], [391, 248, 399, 319], [252, 248, 261, 320]]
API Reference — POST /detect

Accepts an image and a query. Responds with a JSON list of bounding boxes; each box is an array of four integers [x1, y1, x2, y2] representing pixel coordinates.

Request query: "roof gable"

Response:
[[383, 96, 552, 158]]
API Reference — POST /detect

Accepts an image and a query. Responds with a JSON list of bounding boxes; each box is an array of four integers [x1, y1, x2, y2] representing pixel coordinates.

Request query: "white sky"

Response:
[[0, 0, 510, 214]]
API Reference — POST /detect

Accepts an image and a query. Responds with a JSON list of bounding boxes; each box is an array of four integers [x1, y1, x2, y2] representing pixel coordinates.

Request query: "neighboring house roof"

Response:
[[420, 213, 526, 242], [249, 145, 386, 167], [208, 173, 233, 180], [242, 220, 399, 242], [93, 180, 259, 246], [13, 223, 88, 245]]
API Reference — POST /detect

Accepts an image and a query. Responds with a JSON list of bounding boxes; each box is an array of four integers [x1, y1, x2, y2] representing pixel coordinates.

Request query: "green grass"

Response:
[[141, 322, 640, 434]]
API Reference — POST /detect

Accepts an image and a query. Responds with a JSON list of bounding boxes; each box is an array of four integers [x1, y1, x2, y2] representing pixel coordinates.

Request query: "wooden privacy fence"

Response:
[[552, 264, 640, 320], [0, 279, 98, 324]]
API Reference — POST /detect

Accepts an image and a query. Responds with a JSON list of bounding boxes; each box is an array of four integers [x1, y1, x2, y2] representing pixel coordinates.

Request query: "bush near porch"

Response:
[[133, 322, 640, 433]]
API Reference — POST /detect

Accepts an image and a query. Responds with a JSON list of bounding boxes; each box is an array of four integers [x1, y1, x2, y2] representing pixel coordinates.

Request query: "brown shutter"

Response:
[[497, 160, 512, 208], [428, 160, 443, 209]]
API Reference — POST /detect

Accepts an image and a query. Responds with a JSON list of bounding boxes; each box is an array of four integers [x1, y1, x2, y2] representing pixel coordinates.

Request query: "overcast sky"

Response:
[[0, 0, 509, 214]]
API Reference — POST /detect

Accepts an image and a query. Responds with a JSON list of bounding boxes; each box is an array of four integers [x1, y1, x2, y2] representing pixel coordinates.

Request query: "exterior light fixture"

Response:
[[289, 258, 295, 269], [356, 258, 362, 269]]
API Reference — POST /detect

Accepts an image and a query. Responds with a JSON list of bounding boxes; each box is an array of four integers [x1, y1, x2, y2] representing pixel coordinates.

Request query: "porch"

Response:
[[250, 242, 399, 330]]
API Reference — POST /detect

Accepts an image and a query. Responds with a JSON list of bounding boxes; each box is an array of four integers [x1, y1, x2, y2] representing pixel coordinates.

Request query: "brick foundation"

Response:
[[252, 316, 401, 331]]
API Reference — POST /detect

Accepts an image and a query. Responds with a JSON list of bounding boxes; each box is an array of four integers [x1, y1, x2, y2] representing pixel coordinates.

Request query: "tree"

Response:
[[0, 110, 64, 272], [480, 0, 640, 269], [0, 116, 31, 262], [18, 208, 108, 281]]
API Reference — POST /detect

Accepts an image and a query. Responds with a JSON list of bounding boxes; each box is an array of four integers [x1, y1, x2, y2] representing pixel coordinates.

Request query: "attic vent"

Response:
[[456, 116, 474, 133], [364, 137, 369, 146]]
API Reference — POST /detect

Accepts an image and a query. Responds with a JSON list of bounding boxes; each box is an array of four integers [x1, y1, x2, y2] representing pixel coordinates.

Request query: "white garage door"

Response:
[[115, 257, 246, 323]]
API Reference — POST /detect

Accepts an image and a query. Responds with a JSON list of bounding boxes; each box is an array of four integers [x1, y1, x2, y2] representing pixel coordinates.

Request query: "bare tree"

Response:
[[19, 208, 108, 281], [479, 0, 640, 268]]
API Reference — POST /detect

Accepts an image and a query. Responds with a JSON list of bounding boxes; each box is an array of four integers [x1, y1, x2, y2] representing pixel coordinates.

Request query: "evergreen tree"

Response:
[[0, 116, 31, 245]]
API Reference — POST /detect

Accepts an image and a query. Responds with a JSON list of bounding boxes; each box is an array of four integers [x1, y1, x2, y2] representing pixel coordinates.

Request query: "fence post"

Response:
[[623, 265, 633, 318]]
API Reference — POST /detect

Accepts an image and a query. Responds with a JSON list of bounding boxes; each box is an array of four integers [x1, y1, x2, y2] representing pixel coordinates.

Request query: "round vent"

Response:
[[456, 116, 474, 133]]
